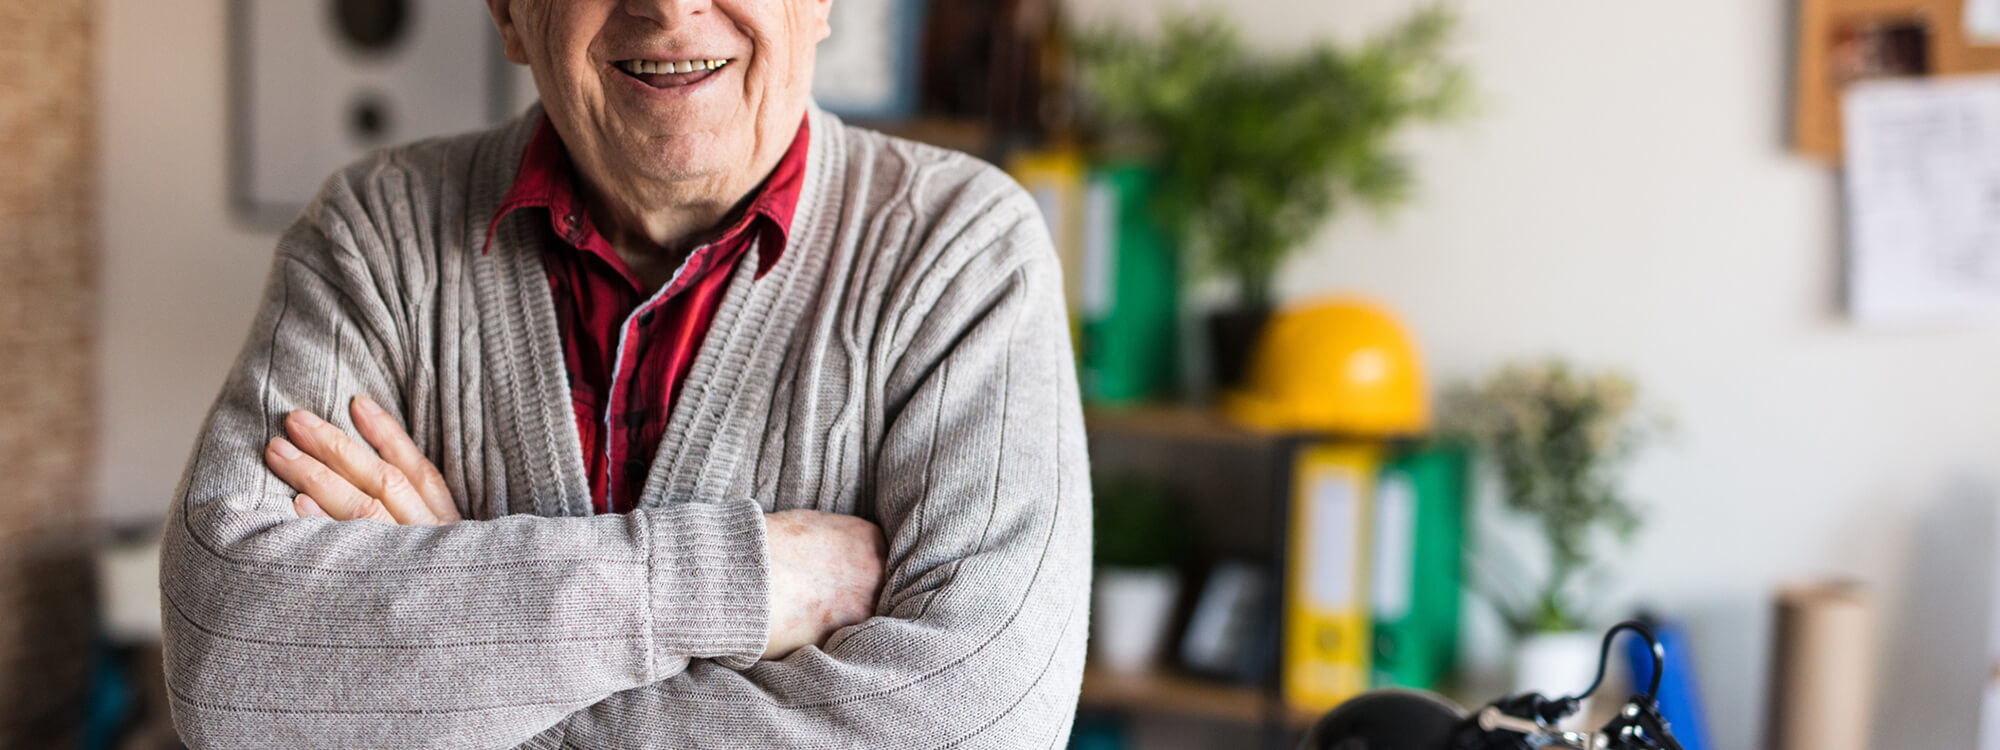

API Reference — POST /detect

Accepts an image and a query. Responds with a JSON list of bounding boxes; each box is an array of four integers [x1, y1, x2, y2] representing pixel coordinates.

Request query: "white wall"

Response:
[[95, 0, 529, 527], [96, 0, 279, 523], [1073, 0, 2000, 746], [100, 0, 2000, 747]]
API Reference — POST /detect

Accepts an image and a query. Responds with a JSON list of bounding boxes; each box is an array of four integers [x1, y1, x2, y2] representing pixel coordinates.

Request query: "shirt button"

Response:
[[624, 460, 648, 482], [638, 310, 655, 326], [624, 410, 647, 429]]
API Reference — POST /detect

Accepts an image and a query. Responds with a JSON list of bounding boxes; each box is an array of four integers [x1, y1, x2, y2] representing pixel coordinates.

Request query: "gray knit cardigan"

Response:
[[160, 104, 1092, 749]]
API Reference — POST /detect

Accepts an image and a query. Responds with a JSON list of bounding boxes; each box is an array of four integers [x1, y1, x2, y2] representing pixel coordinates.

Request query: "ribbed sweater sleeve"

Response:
[[543, 204, 1093, 749], [160, 207, 772, 747]]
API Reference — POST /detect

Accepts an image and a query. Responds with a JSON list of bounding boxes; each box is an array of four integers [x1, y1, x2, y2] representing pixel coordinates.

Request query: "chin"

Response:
[[635, 154, 729, 185], [627, 136, 740, 185]]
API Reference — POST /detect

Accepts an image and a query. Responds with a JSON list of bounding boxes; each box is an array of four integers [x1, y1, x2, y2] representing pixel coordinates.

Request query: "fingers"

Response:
[[293, 494, 329, 518], [267, 435, 396, 523], [350, 396, 460, 523], [275, 409, 435, 525]]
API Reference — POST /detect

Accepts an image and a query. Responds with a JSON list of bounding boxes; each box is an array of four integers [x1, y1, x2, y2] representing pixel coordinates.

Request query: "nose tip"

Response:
[[620, 0, 713, 24]]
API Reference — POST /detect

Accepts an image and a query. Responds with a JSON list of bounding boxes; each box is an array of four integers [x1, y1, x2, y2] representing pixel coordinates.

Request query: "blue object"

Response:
[[1623, 619, 1712, 750], [1067, 714, 1127, 750], [83, 636, 136, 750]]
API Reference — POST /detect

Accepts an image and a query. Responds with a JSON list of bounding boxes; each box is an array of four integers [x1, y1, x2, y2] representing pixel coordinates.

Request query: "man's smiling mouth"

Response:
[[616, 58, 733, 88]]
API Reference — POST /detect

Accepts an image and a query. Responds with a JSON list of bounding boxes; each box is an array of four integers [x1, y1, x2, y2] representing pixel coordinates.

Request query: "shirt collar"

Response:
[[485, 113, 811, 279]]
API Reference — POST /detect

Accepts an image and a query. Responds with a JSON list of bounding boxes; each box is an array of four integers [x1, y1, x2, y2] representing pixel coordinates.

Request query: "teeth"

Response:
[[622, 58, 731, 75]]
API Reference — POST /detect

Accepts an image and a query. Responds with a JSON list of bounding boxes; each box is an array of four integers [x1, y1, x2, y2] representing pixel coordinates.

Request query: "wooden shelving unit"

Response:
[[1079, 408, 1471, 744], [1080, 404, 1304, 745], [1078, 669, 1318, 730], [1083, 405, 1275, 446], [848, 116, 997, 157]]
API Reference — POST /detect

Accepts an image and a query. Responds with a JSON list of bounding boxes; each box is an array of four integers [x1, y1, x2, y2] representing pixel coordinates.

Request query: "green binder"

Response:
[[1370, 442, 1468, 690], [1079, 164, 1178, 405]]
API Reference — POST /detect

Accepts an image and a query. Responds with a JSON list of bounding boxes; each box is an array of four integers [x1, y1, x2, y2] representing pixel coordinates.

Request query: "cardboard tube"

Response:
[[1766, 582, 1876, 750]]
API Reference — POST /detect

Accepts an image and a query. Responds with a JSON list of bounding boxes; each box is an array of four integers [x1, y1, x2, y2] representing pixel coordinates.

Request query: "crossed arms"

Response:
[[160, 185, 1091, 748], [266, 396, 887, 664]]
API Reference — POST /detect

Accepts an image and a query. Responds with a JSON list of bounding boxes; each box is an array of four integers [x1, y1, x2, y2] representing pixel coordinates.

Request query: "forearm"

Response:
[[544, 480, 1090, 750], [548, 491, 1089, 750], [162, 486, 770, 748], [163, 247, 772, 749], [551, 602, 1088, 750], [541, 225, 1093, 749]]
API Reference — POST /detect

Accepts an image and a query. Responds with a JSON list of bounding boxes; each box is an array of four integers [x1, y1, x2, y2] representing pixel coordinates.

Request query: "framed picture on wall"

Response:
[[812, 0, 927, 119], [232, 0, 511, 224]]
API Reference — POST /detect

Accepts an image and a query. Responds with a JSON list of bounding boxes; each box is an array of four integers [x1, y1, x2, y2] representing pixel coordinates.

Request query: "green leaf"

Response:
[[1073, 3, 1473, 305]]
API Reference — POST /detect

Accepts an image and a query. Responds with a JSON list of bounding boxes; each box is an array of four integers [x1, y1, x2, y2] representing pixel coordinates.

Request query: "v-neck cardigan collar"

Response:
[[466, 104, 843, 519]]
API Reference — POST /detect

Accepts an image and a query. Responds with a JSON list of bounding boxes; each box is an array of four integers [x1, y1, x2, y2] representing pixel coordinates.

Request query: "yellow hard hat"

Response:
[[1222, 297, 1429, 436]]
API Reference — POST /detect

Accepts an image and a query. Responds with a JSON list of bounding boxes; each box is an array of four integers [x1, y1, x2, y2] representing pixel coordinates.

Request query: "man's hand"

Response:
[[761, 509, 886, 659], [262, 396, 889, 659], [264, 395, 461, 525]]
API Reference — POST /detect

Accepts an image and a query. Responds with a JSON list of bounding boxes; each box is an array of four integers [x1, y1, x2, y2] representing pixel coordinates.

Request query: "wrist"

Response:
[[642, 501, 771, 672]]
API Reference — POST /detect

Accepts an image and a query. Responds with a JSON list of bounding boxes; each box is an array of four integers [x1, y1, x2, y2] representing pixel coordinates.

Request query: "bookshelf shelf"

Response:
[[849, 117, 996, 156], [1083, 405, 1276, 445], [1078, 669, 1318, 729]]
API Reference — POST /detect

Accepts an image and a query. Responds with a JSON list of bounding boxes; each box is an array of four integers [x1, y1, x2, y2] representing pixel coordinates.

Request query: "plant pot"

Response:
[[1091, 567, 1182, 673], [1512, 630, 1602, 728], [1206, 306, 1271, 392]]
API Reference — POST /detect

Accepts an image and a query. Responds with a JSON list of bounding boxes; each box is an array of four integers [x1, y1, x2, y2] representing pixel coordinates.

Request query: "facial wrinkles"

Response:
[[742, 15, 776, 172], [507, 0, 824, 249], [741, 0, 813, 182], [595, 27, 710, 147], [618, 13, 744, 146], [521, 3, 621, 182]]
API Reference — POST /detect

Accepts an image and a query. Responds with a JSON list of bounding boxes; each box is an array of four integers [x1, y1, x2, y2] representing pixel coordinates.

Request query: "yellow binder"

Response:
[[1004, 148, 1088, 326], [1282, 441, 1381, 712]]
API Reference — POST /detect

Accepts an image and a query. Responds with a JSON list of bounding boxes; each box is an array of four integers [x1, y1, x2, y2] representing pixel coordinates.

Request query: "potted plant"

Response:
[[1442, 360, 1665, 702], [1091, 478, 1193, 673], [1073, 7, 1471, 388]]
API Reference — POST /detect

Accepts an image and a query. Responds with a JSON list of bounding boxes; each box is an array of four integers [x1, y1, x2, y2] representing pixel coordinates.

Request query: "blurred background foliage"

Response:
[[1073, 6, 1472, 309]]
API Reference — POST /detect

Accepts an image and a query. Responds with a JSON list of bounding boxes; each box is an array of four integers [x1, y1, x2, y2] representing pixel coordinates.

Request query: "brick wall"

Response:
[[0, 0, 98, 746]]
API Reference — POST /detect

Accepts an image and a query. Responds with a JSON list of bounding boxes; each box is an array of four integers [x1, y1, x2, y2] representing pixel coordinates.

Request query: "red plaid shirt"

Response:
[[487, 115, 809, 514]]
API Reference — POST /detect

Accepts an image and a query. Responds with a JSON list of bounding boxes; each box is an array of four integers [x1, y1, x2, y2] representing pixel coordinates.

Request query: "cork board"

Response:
[[1793, 0, 2000, 159], [0, 0, 98, 745]]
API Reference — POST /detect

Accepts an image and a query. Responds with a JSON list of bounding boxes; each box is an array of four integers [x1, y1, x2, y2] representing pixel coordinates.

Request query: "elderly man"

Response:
[[159, 0, 1090, 747]]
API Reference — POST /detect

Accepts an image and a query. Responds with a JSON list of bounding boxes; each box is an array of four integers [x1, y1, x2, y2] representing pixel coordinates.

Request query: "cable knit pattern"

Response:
[[160, 105, 1092, 749]]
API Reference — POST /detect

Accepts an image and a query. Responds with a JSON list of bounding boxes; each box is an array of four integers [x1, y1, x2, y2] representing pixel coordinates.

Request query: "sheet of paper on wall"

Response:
[[1842, 75, 2000, 326], [1971, 0, 2000, 45]]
